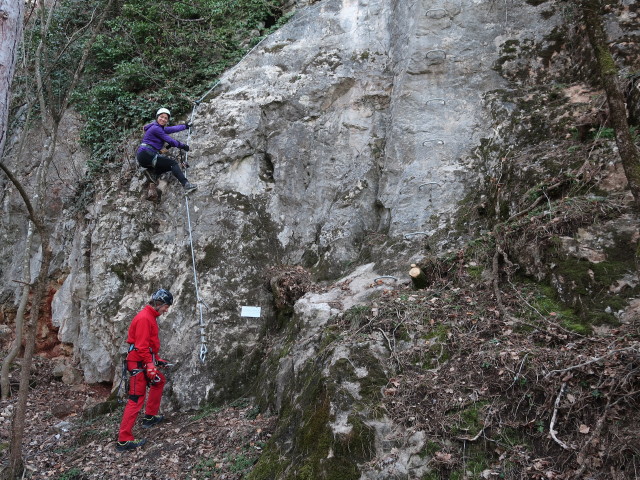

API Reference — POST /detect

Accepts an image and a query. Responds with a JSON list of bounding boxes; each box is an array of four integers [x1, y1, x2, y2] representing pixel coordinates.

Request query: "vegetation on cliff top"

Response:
[[12, 0, 288, 170]]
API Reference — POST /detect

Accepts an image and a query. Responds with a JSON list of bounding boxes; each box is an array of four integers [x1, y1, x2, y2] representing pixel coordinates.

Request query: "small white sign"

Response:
[[240, 306, 262, 318]]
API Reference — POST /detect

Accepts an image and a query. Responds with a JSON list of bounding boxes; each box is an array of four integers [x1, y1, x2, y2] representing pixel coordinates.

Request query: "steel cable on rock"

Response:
[[178, 3, 324, 364], [181, 121, 208, 363]]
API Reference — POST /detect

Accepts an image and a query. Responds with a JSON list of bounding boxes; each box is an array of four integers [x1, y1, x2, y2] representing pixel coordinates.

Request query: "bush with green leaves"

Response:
[[72, 0, 288, 167]]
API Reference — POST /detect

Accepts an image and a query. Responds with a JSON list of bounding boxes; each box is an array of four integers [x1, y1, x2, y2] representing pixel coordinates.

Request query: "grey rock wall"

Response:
[[1, 0, 563, 412]]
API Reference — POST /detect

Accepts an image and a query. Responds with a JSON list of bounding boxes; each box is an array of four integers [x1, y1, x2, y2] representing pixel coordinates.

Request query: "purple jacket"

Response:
[[137, 122, 188, 154]]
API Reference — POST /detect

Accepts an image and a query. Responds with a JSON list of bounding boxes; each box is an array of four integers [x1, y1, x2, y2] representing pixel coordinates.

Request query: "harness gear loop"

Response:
[[115, 356, 128, 404], [115, 353, 147, 403]]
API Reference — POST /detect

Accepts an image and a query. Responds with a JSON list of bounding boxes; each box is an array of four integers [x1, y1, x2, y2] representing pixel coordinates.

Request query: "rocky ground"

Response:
[[1, 277, 639, 479], [1, 244, 639, 479], [0, 362, 275, 480], [310, 251, 640, 479]]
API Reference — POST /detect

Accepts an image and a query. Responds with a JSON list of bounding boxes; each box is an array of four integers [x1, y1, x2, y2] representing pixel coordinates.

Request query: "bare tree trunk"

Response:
[[6, 241, 51, 478], [581, 0, 640, 207], [0, 0, 25, 159], [3, 126, 58, 478], [0, 1, 116, 475], [0, 223, 34, 400]]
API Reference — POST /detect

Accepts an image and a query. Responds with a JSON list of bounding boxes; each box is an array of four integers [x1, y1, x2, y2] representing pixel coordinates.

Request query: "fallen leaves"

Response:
[[0, 358, 275, 479]]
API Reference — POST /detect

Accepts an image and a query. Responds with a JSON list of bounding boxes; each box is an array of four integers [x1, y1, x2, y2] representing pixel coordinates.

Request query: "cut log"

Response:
[[409, 264, 428, 289]]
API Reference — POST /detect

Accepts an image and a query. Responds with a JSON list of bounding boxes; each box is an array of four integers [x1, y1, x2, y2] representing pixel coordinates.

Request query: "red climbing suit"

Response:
[[118, 304, 166, 442]]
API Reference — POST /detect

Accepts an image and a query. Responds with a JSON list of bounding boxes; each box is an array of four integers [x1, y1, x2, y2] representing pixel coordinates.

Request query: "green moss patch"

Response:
[[250, 345, 381, 480], [546, 231, 640, 326]]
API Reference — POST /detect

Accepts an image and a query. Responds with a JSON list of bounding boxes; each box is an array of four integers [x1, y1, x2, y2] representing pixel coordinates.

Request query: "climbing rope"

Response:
[[178, 34, 278, 365], [178, 3, 324, 363], [182, 110, 208, 363]]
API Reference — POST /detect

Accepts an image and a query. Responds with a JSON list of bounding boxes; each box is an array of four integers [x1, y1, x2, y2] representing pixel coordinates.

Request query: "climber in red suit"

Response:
[[116, 289, 173, 451]]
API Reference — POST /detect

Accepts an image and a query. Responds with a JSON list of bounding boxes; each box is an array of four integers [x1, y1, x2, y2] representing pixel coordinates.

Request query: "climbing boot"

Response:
[[143, 169, 158, 184], [183, 182, 198, 194], [116, 438, 147, 451], [147, 183, 159, 202], [141, 414, 164, 428]]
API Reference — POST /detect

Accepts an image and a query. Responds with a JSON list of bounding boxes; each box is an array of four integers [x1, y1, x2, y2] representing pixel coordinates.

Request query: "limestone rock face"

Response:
[[2, 0, 561, 409], [3, 0, 640, 477], [158, 0, 557, 409]]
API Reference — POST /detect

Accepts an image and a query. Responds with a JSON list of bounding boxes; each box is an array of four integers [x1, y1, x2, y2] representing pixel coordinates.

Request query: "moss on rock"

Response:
[[249, 340, 382, 480], [546, 230, 639, 326]]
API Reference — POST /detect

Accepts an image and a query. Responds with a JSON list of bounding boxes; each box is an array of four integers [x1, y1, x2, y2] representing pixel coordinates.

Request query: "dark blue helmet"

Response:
[[151, 289, 173, 305]]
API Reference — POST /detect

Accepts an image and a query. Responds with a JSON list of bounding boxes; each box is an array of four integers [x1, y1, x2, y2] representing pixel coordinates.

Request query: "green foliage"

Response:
[[520, 280, 586, 333], [449, 402, 487, 436], [71, 0, 288, 167], [192, 458, 219, 478], [190, 403, 223, 421], [230, 397, 251, 408], [246, 405, 261, 420], [593, 127, 615, 140], [56, 468, 84, 480], [228, 453, 257, 473]]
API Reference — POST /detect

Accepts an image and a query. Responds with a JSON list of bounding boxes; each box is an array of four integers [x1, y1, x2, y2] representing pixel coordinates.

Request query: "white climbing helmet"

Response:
[[156, 108, 171, 119]]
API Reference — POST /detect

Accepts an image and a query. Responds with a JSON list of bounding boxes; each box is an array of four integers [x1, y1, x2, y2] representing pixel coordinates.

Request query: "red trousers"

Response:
[[118, 361, 166, 441]]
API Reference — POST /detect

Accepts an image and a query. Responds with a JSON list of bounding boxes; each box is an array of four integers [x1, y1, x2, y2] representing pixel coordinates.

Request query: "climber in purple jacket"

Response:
[[136, 108, 197, 193]]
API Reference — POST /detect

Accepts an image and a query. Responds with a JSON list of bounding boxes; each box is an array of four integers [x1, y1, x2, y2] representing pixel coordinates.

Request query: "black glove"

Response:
[[181, 144, 190, 152], [185, 122, 192, 129]]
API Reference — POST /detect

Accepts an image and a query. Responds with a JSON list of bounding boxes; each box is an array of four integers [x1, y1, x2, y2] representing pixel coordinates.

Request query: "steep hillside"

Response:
[[1, 0, 640, 479]]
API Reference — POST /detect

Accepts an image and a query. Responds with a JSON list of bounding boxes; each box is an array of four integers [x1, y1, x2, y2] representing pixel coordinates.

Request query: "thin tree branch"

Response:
[[544, 346, 638, 378], [0, 161, 43, 234], [549, 382, 572, 450]]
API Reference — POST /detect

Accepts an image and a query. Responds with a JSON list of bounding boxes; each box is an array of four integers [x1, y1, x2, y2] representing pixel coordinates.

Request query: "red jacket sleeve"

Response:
[[126, 306, 160, 364]]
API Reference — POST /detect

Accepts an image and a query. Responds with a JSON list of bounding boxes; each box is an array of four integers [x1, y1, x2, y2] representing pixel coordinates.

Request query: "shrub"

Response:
[[72, 0, 288, 167]]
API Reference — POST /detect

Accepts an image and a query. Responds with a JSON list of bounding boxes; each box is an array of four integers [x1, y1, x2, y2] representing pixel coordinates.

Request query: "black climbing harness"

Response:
[[115, 345, 160, 401]]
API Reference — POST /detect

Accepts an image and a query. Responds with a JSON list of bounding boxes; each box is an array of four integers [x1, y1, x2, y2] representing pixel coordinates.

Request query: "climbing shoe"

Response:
[[183, 182, 198, 194], [146, 183, 160, 203], [144, 169, 158, 184], [116, 438, 147, 451], [142, 414, 164, 428]]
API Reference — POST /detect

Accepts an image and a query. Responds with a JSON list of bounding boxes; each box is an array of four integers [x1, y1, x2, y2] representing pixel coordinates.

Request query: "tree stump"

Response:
[[409, 264, 429, 289]]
